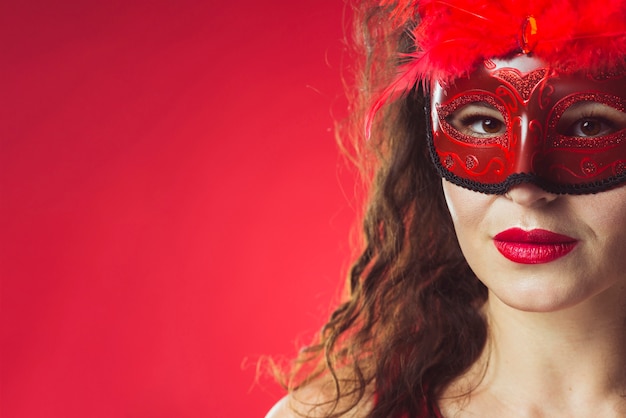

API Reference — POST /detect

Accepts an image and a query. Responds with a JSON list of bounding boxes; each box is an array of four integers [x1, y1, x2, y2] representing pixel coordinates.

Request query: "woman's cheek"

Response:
[[442, 179, 491, 230]]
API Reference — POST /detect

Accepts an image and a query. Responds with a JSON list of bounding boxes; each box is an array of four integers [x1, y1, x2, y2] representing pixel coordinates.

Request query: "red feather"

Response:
[[369, 0, 626, 132]]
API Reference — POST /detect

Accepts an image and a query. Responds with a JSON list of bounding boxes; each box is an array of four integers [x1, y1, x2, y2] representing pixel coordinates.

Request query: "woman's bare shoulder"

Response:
[[265, 396, 295, 418], [265, 375, 375, 418]]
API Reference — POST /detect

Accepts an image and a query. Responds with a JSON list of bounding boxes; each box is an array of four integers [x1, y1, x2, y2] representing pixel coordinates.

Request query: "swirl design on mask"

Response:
[[429, 56, 626, 194]]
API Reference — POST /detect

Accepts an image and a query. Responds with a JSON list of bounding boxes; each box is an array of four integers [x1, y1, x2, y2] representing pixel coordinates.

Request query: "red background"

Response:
[[2, 2, 356, 416]]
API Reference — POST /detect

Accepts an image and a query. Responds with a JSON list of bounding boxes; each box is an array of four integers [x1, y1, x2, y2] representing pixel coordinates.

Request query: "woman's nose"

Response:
[[504, 182, 559, 207]]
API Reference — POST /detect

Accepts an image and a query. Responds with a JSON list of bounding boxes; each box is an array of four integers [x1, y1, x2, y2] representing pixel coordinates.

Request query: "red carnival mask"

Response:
[[369, 0, 626, 194], [429, 55, 626, 194]]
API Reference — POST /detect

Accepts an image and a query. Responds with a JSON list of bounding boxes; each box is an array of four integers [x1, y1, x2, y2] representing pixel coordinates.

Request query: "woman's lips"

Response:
[[493, 228, 578, 264]]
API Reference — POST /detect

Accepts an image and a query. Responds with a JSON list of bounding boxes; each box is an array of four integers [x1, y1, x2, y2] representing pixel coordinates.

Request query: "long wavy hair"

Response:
[[277, 1, 489, 416]]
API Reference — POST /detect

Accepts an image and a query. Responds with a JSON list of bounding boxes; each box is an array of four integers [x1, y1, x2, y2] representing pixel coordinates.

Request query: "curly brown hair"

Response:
[[278, 2, 489, 417]]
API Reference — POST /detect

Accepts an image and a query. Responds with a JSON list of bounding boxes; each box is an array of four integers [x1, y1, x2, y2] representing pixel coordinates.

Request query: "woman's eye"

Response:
[[557, 101, 626, 138], [467, 117, 504, 135], [446, 102, 506, 138], [563, 117, 613, 137]]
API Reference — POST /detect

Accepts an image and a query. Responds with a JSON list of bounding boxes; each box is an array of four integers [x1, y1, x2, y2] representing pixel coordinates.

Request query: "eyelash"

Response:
[[455, 111, 619, 135], [456, 112, 505, 135], [560, 111, 616, 136], [459, 114, 501, 125]]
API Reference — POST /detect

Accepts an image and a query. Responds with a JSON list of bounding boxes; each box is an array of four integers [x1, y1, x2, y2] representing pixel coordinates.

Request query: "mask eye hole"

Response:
[[446, 102, 507, 138], [557, 101, 626, 138]]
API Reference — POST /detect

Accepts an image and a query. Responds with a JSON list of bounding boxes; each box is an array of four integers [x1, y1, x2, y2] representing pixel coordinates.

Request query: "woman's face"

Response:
[[434, 55, 626, 312], [443, 180, 626, 312]]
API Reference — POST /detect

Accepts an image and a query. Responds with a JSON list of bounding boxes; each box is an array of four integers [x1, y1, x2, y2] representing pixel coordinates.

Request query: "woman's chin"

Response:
[[486, 285, 588, 314]]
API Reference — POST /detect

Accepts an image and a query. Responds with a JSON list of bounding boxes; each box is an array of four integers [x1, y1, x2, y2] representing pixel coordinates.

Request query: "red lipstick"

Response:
[[493, 228, 578, 264]]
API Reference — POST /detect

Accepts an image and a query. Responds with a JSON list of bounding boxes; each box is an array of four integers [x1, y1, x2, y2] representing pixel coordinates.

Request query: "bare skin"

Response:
[[268, 181, 626, 417], [439, 181, 626, 417], [439, 291, 626, 417], [265, 375, 375, 418]]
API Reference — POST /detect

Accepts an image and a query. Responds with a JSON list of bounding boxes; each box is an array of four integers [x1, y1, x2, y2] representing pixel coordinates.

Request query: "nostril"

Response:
[[504, 182, 558, 207]]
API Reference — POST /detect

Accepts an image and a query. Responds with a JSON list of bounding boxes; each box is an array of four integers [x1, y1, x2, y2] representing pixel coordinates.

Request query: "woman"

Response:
[[268, 0, 626, 416]]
